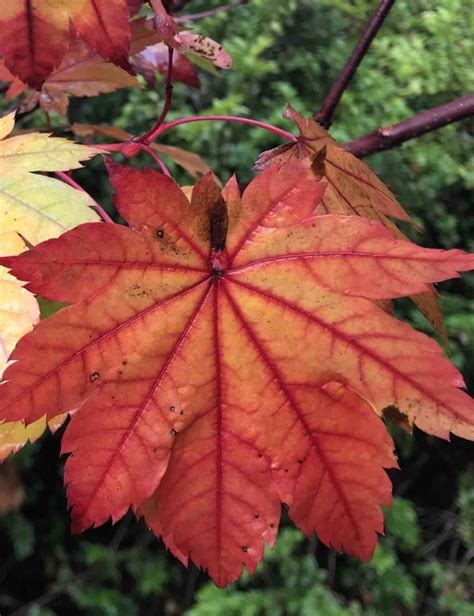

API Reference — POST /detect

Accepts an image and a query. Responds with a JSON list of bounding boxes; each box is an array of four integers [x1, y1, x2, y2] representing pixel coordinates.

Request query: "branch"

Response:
[[315, 0, 396, 128], [345, 93, 474, 157]]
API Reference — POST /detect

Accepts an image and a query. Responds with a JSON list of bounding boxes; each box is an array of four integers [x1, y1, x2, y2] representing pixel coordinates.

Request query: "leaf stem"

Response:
[[150, 115, 297, 143], [100, 142, 172, 175], [55, 172, 114, 223], [137, 46, 175, 144], [315, 0, 396, 128], [345, 93, 474, 157], [139, 143, 172, 176]]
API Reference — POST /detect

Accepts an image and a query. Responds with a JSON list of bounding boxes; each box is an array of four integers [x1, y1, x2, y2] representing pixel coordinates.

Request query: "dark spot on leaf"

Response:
[[383, 405, 411, 432], [89, 372, 100, 382], [209, 196, 228, 251]]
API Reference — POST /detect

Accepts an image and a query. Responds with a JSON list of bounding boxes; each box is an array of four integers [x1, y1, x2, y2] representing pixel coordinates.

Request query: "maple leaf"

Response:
[[0, 231, 67, 461], [0, 232, 39, 375], [150, 0, 232, 70], [0, 0, 75, 89], [257, 106, 411, 223], [71, 0, 132, 71], [0, 112, 101, 243], [1, 160, 473, 587], [38, 41, 141, 116], [0, 113, 99, 458], [257, 106, 447, 338], [1, 42, 141, 118], [0, 0, 133, 88]]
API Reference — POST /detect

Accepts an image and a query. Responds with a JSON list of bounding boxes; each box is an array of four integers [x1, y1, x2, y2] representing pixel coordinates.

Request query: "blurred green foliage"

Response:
[[0, 0, 473, 614]]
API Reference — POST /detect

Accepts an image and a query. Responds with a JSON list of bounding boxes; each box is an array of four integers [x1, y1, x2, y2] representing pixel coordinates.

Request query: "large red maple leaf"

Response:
[[1, 159, 473, 586]]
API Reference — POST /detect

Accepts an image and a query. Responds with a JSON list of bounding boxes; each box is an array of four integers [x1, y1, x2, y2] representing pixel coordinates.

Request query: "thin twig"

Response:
[[175, 0, 248, 22], [346, 93, 474, 157], [315, 0, 396, 128], [137, 46, 175, 144], [55, 171, 114, 223]]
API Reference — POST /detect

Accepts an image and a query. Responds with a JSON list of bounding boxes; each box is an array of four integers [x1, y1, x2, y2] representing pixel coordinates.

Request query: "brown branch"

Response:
[[315, 0, 396, 128], [345, 93, 474, 157]]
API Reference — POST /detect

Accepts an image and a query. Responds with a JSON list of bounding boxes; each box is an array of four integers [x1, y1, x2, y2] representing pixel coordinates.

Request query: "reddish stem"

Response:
[[55, 172, 114, 223], [99, 143, 123, 152], [100, 142, 171, 175], [151, 115, 297, 143], [346, 93, 474, 157], [315, 0, 396, 128], [137, 46, 175, 144], [139, 144, 172, 176]]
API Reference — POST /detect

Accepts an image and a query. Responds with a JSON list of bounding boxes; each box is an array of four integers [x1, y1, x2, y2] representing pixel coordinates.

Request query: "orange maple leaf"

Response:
[[0, 160, 473, 586], [257, 106, 449, 338], [0, 0, 132, 88]]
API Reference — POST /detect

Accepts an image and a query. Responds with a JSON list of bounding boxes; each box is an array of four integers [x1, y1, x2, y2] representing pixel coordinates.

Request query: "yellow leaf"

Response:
[[0, 112, 15, 140], [0, 173, 99, 244], [0, 417, 46, 462], [0, 131, 102, 174], [0, 232, 39, 364], [0, 231, 44, 461], [0, 114, 99, 458], [0, 114, 101, 243]]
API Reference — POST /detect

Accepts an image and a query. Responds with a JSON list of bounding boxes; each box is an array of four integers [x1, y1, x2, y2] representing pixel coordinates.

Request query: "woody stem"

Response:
[[315, 0, 396, 128], [346, 93, 474, 157]]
